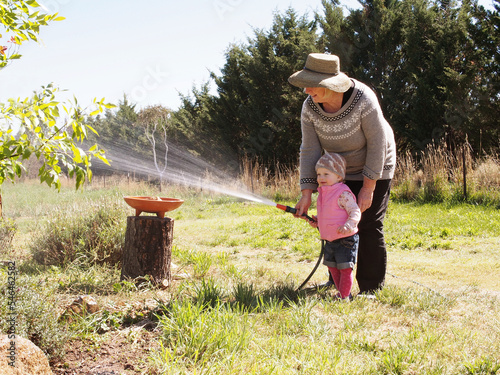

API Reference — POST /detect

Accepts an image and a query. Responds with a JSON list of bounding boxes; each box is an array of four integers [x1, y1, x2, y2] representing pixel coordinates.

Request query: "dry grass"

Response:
[[239, 156, 300, 202], [237, 145, 500, 205]]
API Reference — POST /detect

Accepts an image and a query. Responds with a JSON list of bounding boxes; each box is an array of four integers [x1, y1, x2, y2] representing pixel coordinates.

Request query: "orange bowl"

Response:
[[123, 196, 184, 218]]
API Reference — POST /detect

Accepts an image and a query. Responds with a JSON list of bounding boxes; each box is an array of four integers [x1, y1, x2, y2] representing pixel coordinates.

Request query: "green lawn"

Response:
[[1, 181, 499, 374]]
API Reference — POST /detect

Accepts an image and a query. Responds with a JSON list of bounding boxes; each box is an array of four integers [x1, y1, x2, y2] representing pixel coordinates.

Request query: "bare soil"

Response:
[[51, 322, 160, 375]]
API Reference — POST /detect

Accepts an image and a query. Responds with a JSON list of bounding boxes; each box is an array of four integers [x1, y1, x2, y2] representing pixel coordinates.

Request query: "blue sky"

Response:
[[0, 0, 495, 112]]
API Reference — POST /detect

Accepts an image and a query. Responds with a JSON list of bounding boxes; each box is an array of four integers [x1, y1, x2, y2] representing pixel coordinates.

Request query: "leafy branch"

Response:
[[0, 0, 65, 68], [0, 83, 114, 189]]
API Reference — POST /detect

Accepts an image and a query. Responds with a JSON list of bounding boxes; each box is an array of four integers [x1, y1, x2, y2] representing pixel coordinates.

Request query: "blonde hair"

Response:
[[303, 87, 335, 98], [322, 88, 335, 98]]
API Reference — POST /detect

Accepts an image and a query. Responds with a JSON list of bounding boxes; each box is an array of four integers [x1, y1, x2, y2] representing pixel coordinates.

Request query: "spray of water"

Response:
[[94, 139, 278, 207]]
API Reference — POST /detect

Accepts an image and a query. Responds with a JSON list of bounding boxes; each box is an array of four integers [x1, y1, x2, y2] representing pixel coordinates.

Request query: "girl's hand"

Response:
[[337, 223, 352, 235], [309, 215, 318, 228]]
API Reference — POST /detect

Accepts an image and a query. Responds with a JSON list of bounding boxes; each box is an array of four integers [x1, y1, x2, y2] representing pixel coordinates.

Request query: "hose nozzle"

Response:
[[275, 204, 316, 223], [276, 204, 297, 214]]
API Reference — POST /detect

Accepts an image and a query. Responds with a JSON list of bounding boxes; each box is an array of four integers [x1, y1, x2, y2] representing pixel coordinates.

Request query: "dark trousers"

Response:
[[344, 179, 392, 293]]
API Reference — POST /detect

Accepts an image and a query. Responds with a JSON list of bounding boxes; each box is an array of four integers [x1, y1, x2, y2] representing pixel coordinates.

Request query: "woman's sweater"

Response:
[[299, 79, 396, 191]]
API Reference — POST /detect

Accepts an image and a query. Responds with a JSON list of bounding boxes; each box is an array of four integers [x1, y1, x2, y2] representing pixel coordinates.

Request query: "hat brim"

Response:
[[288, 70, 351, 93]]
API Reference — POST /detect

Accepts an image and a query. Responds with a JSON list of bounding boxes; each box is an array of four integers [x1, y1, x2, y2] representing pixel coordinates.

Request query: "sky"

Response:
[[1, 0, 496, 113], [0, 0, 357, 112]]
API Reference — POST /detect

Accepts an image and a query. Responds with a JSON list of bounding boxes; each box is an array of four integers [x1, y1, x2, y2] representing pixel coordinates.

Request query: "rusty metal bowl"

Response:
[[123, 196, 184, 219]]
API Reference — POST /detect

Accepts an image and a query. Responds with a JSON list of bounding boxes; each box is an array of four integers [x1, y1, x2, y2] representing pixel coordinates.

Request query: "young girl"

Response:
[[310, 152, 361, 300]]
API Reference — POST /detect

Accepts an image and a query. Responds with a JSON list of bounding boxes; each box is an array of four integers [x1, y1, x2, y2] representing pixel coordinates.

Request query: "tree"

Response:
[[207, 8, 320, 168], [445, 0, 500, 153], [0, 0, 113, 198], [319, 0, 499, 153], [137, 105, 171, 191], [169, 1, 499, 167], [85, 95, 150, 163], [0, 0, 63, 68]]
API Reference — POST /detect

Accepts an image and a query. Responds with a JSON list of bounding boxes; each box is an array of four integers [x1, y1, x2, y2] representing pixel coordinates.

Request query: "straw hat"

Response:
[[315, 152, 346, 180], [288, 53, 351, 93]]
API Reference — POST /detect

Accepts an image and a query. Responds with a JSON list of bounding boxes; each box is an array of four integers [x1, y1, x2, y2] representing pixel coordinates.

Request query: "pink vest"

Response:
[[317, 183, 358, 241]]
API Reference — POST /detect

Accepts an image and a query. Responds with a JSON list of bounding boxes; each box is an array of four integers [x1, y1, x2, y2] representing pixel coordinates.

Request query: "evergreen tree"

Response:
[[319, 0, 493, 152], [207, 9, 320, 168], [449, 0, 500, 152], [169, 1, 499, 166]]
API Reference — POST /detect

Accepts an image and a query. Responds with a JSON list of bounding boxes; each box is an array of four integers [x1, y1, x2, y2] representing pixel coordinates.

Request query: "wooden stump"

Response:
[[121, 216, 173, 284]]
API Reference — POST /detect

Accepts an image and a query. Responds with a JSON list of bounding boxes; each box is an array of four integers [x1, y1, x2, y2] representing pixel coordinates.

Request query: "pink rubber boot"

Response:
[[328, 267, 340, 290], [338, 268, 353, 299]]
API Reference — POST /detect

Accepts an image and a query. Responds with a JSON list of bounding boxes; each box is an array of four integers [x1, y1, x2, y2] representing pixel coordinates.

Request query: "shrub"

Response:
[[30, 201, 126, 267], [0, 270, 69, 360], [473, 156, 500, 189], [391, 145, 500, 206], [0, 217, 17, 254], [422, 173, 451, 202]]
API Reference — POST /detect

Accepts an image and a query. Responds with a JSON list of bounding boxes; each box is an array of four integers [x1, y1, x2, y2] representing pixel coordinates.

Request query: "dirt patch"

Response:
[[51, 322, 161, 375]]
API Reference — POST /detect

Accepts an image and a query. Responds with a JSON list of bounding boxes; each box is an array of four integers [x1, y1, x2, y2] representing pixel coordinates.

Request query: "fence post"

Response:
[[463, 144, 467, 200], [250, 160, 254, 193]]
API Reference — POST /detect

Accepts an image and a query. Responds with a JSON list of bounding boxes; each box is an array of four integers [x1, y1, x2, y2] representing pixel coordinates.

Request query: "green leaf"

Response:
[[86, 125, 99, 135], [22, 148, 32, 159], [95, 153, 110, 166], [26, 0, 41, 7], [13, 163, 22, 177]]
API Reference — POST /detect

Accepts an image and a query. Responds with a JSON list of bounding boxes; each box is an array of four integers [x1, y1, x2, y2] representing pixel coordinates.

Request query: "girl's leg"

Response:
[[338, 268, 353, 299], [327, 266, 340, 291]]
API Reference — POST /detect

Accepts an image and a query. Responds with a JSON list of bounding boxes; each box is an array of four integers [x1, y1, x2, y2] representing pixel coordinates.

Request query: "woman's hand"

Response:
[[358, 177, 376, 212], [295, 189, 313, 218], [358, 187, 374, 212]]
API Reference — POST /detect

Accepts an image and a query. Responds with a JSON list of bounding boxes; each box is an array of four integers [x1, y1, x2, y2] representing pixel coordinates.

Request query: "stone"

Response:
[[0, 335, 53, 375], [67, 295, 99, 315]]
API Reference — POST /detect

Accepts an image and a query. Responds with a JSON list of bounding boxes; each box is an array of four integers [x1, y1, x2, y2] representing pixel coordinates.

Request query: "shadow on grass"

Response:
[[153, 278, 333, 317]]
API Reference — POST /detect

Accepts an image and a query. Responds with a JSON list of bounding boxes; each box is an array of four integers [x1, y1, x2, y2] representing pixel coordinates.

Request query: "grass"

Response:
[[0, 179, 499, 374]]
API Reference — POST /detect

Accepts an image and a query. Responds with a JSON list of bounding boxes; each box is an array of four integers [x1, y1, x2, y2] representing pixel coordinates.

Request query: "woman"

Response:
[[288, 53, 396, 296]]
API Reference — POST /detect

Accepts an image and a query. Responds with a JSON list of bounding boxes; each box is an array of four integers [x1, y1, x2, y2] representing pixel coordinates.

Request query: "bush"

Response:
[[422, 174, 451, 203], [391, 146, 500, 206], [30, 201, 126, 267], [0, 217, 17, 254], [473, 156, 500, 189], [0, 270, 68, 360]]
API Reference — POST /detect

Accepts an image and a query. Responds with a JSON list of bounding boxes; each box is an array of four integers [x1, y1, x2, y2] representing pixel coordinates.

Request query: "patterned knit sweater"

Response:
[[299, 79, 396, 191]]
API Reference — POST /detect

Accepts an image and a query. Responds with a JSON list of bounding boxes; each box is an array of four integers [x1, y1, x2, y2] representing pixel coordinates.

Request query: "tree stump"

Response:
[[121, 216, 173, 284]]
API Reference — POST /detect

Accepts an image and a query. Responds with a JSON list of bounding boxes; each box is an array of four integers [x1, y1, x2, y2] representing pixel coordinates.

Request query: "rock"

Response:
[[67, 295, 99, 315], [160, 279, 170, 289], [0, 335, 53, 375]]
